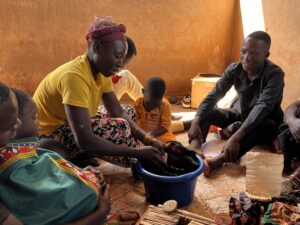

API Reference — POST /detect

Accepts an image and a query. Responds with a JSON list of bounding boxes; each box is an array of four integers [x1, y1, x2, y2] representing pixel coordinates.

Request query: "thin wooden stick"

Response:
[[188, 221, 207, 225], [140, 222, 152, 225], [147, 212, 178, 223], [143, 213, 176, 225], [143, 218, 172, 225], [137, 204, 217, 225], [176, 209, 215, 223]]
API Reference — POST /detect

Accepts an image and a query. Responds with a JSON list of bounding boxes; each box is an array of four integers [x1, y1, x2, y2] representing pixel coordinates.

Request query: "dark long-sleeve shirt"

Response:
[[196, 60, 285, 134]]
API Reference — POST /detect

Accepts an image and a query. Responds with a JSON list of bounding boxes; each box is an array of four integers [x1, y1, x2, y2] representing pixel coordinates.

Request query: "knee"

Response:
[[113, 118, 131, 132]]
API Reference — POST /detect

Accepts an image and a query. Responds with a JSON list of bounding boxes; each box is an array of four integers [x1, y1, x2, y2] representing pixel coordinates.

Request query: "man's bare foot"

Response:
[[189, 138, 202, 149], [187, 146, 205, 159], [204, 157, 224, 177], [187, 138, 205, 159]]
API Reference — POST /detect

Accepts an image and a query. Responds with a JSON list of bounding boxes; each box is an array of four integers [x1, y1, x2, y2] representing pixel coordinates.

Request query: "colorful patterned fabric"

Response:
[[0, 137, 99, 225], [263, 202, 300, 225], [229, 191, 300, 225], [229, 192, 262, 225], [97, 104, 137, 122], [44, 111, 140, 167], [86, 16, 126, 43]]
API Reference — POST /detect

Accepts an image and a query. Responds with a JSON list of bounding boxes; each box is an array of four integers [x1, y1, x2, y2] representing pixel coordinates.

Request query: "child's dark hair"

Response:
[[126, 36, 137, 57], [11, 88, 31, 116], [0, 82, 10, 105], [145, 77, 166, 99], [124, 36, 137, 64]]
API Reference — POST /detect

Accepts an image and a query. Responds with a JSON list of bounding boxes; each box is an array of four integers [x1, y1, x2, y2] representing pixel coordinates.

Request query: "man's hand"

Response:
[[288, 118, 300, 143], [223, 138, 240, 162]]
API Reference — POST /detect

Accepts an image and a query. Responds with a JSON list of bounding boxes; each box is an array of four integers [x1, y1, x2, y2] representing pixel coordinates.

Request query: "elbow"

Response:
[[74, 134, 92, 150], [75, 136, 86, 150]]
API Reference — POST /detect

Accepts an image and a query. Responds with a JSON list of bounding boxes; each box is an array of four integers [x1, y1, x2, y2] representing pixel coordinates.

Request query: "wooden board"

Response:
[[136, 205, 216, 225]]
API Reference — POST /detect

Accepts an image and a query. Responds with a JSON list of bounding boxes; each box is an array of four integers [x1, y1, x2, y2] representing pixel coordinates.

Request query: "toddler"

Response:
[[134, 77, 176, 144]]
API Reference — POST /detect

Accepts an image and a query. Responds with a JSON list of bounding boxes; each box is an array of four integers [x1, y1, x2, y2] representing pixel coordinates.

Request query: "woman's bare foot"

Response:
[[204, 156, 224, 177]]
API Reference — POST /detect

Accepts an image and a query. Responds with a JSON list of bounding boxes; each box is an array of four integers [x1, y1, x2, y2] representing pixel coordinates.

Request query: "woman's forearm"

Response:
[[120, 110, 147, 142], [78, 134, 141, 158]]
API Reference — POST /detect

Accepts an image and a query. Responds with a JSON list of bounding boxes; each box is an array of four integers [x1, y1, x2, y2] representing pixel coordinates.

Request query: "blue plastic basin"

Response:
[[137, 155, 204, 207]]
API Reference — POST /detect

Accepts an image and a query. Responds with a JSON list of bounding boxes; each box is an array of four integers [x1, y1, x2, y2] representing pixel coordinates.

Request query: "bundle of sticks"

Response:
[[136, 205, 217, 225]]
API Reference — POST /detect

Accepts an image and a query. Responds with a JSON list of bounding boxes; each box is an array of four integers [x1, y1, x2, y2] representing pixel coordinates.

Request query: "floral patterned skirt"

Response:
[[43, 105, 139, 167]]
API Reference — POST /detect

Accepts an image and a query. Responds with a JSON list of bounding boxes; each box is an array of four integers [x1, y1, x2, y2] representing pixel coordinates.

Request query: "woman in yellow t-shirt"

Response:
[[33, 16, 165, 168]]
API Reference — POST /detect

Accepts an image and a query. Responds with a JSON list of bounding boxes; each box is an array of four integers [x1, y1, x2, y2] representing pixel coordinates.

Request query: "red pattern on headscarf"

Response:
[[86, 16, 126, 43]]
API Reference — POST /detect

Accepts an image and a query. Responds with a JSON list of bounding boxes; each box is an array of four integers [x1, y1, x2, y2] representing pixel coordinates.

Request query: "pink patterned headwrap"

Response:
[[86, 16, 126, 43]]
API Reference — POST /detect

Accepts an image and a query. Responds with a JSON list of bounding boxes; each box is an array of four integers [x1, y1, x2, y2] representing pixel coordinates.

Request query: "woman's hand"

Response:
[[149, 139, 166, 156], [138, 146, 168, 173], [84, 166, 106, 188], [62, 183, 111, 225], [97, 184, 111, 215], [138, 146, 166, 163]]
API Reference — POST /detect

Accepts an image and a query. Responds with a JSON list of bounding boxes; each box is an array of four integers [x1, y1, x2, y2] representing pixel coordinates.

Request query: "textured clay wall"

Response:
[[0, 0, 243, 96], [263, 0, 300, 108]]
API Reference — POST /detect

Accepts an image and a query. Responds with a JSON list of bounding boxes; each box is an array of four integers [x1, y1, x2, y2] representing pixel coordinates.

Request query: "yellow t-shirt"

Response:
[[134, 97, 176, 143], [33, 55, 113, 135]]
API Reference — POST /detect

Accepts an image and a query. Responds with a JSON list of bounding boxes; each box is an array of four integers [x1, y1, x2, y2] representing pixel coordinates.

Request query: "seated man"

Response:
[[188, 31, 285, 176], [278, 99, 300, 170], [279, 99, 300, 195]]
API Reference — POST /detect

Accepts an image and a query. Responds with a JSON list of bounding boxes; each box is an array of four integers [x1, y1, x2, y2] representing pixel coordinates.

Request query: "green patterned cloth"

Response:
[[0, 137, 99, 225]]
